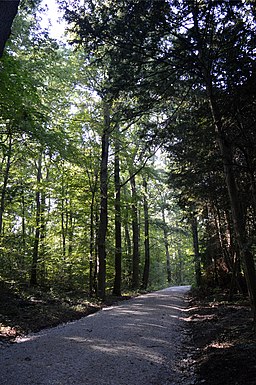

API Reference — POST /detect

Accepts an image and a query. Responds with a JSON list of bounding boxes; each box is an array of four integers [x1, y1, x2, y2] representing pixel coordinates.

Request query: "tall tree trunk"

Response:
[[30, 152, 43, 287], [178, 247, 183, 285], [123, 186, 132, 285], [21, 186, 26, 255], [89, 193, 95, 296], [130, 173, 140, 289], [141, 178, 150, 290], [61, 195, 66, 260], [0, 131, 12, 235], [162, 207, 172, 285], [113, 134, 122, 296], [39, 174, 47, 284], [93, 209, 99, 295], [0, 1, 20, 57], [68, 210, 74, 258], [97, 101, 111, 300], [208, 90, 256, 320], [87, 167, 99, 296], [191, 215, 201, 287]]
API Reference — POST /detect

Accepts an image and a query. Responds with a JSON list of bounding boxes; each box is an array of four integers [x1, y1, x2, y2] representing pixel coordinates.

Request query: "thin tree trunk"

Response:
[[97, 101, 111, 300], [191, 215, 201, 287], [61, 196, 66, 259], [209, 95, 256, 321], [177, 248, 183, 285], [130, 173, 140, 290], [0, 132, 12, 235], [113, 134, 122, 296], [141, 178, 150, 290], [89, 194, 95, 296], [93, 209, 99, 295], [68, 210, 74, 258], [21, 186, 26, 254], [30, 152, 43, 287], [124, 185, 132, 284], [40, 178, 46, 284], [162, 207, 172, 284], [87, 167, 99, 296]]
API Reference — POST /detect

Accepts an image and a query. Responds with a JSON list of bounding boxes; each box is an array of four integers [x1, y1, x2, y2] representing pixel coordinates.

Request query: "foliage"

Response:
[[1, 0, 255, 306]]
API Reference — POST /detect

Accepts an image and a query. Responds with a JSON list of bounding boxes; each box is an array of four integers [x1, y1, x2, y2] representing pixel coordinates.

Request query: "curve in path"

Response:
[[0, 286, 191, 385]]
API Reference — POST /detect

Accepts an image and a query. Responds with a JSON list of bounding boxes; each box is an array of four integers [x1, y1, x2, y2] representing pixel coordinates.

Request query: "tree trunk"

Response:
[[162, 207, 172, 284], [191, 215, 201, 287], [141, 178, 150, 290], [30, 152, 43, 287], [89, 193, 95, 296], [0, 1, 20, 57], [21, 186, 26, 255], [208, 93, 256, 321], [0, 131, 12, 235], [39, 165, 48, 285], [97, 101, 111, 300], [93, 209, 99, 295], [130, 173, 140, 289], [87, 167, 99, 296], [113, 134, 122, 296], [123, 185, 132, 285], [68, 210, 74, 258], [61, 195, 66, 260], [178, 247, 183, 285]]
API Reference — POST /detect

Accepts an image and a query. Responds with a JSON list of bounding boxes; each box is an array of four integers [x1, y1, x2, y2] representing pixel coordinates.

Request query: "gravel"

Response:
[[0, 286, 193, 385]]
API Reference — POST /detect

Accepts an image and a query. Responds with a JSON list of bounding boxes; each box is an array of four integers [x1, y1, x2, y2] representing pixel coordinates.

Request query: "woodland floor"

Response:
[[1, 281, 256, 385], [187, 289, 256, 385], [0, 280, 131, 343]]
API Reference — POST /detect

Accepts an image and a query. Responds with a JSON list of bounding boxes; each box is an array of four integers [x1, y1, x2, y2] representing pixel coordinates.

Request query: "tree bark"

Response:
[[130, 173, 140, 289], [30, 152, 43, 287], [113, 133, 122, 296], [123, 185, 132, 284], [141, 178, 150, 290], [206, 84, 256, 319], [97, 101, 111, 300], [0, 1, 20, 57], [39, 162, 49, 285], [89, 193, 95, 296], [162, 207, 172, 284], [61, 183, 66, 260], [0, 131, 12, 235], [87, 167, 99, 296], [93, 209, 99, 295], [191, 215, 201, 287]]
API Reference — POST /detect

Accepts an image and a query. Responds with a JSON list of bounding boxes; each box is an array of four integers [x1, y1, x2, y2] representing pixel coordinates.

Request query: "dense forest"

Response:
[[0, 0, 256, 319]]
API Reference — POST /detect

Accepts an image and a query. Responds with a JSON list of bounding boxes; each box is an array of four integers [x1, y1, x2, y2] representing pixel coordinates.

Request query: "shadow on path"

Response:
[[0, 286, 193, 385]]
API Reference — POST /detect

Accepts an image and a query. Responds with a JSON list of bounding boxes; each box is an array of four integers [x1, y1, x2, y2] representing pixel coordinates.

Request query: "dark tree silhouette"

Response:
[[0, 1, 20, 57]]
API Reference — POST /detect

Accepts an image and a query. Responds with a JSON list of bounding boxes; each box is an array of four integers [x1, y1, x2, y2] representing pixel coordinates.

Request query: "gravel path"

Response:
[[0, 286, 192, 385]]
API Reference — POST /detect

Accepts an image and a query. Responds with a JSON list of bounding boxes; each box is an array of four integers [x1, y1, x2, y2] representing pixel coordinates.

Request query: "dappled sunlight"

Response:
[[0, 287, 192, 385], [208, 341, 234, 349], [140, 322, 167, 329], [159, 304, 191, 312], [65, 336, 166, 364], [17, 335, 42, 343], [169, 314, 179, 319], [112, 308, 150, 316], [121, 322, 167, 331]]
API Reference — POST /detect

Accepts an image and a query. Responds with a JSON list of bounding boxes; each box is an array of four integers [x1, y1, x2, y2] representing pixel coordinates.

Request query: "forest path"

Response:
[[0, 286, 192, 385]]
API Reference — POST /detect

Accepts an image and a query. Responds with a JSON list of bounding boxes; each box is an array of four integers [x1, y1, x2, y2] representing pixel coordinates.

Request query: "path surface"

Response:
[[0, 286, 192, 385]]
